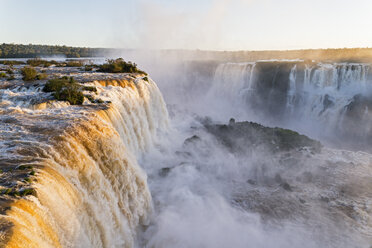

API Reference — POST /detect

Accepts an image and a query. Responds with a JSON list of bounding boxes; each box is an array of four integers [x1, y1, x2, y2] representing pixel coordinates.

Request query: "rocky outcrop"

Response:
[[205, 119, 322, 154]]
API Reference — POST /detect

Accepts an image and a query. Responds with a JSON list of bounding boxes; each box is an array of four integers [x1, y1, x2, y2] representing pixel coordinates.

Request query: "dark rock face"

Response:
[[249, 62, 296, 119], [340, 94, 372, 141], [320, 94, 334, 115]]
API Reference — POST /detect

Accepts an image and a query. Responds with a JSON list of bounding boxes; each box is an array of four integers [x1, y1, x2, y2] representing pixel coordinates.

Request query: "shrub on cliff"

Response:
[[0, 60, 25, 66], [21, 66, 48, 81], [65, 61, 83, 67], [36, 73, 47, 80], [43, 77, 84, 105], [55, 87, 84, 105], [21, 66, 38, 81], [82, 86, 97, 92], [98, 58, 147, 74], [84, 65, 97, 71], [27, 59, 57, 67]]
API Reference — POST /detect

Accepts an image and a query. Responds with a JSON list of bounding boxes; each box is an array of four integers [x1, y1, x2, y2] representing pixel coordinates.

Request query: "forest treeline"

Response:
[[1, 43, 372, 62], [173, 48, 372, 62], [212, 47, 372, 62], [0, 43, 111, 58]]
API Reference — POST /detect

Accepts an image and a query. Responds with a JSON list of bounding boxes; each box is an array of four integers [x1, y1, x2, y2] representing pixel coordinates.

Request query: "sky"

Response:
[[1, 0, 372, 51]]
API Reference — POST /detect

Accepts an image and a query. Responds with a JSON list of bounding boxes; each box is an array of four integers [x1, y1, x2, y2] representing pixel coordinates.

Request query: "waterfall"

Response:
[[0, 77, 169, 247], [286, 64, 297, 114], [211, 62, 256, 99], [209, 61, 372, 143]]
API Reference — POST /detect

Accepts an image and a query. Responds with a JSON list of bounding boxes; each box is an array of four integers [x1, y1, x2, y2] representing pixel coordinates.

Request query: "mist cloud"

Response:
[[131, 0, 256, 50]]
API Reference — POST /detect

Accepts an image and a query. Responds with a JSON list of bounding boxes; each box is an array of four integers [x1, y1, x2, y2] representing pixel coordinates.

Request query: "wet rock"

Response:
[[229, 118, 235, 125], [175, 151, 192, 158], [301, 171, 313, 183], [183, 135, 201, 146], [159, 167, 171, 177], [247, 179, 257, 185], [281, 182, 292, 191], [274, 173, 283, 184], [320, 94, 334, 115]]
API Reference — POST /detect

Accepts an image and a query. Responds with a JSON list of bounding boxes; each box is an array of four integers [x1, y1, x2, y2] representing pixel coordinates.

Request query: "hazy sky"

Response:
[[1, 0, 372, 50]]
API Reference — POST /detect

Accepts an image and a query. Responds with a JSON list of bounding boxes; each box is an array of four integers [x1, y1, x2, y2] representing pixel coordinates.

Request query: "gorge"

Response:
[[0, 58, 371, 248]]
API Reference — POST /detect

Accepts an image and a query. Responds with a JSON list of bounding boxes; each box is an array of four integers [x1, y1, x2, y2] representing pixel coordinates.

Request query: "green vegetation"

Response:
[[205, 120, 322, 153], [26, 59, 84, 68], [20, 188, 36, 196], [98, 58, 147, 74], [43, 76, 75, 92], [17, 165, 33, 170], [24, 177, 32, 183], [84, 65, 95, 71], [0, 60, 25, 65], [66, 61, 83, 67], [1, 187, 36, 197], [27, 59, 55, 67], [21, 66, 47, 81], [82, 86, 97, 92], [84, 94, 95, 102], [43, 77, 84, 105], [0, 72, 6, 78], [0, 43, 108, 58], [21, 66, 38, 81], [3, 43, 372, 62], [55, 88, 84, 105], [36, 73, 47, 80]]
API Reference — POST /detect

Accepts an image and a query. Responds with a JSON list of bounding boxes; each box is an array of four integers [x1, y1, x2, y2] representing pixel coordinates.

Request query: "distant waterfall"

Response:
[[0, 77, 169, 247], [209, 61, 372, 143], [211, 63, 256, 99]]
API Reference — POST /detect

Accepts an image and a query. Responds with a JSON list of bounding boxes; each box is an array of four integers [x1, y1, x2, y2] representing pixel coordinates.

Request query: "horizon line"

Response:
[[2, 42, 372, 53]]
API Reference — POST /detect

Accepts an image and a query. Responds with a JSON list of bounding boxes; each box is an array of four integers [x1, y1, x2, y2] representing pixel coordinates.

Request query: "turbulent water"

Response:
[[136, 59, 372, 247], [1, 60, 372, 248]]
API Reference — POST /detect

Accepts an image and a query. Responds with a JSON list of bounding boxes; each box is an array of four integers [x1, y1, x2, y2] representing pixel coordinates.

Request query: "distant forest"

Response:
[[1, 43, 372, 62], [210, 48, 372, 63], [0, 43, 111, 58]]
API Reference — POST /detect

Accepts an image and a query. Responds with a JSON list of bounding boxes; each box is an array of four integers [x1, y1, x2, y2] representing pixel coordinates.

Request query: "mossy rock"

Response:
[[205, 120, 322, 153]]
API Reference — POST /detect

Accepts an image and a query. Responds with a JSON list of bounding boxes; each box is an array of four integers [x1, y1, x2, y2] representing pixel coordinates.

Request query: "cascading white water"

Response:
[[208, 61, 372, 144], [0, 77, 169, 247], [211, 62, 256, 99], [286, 64, 297, 114], [133, 60, 372, 248], [199, 63, 258, 122], [287, 63, 372, 139]]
